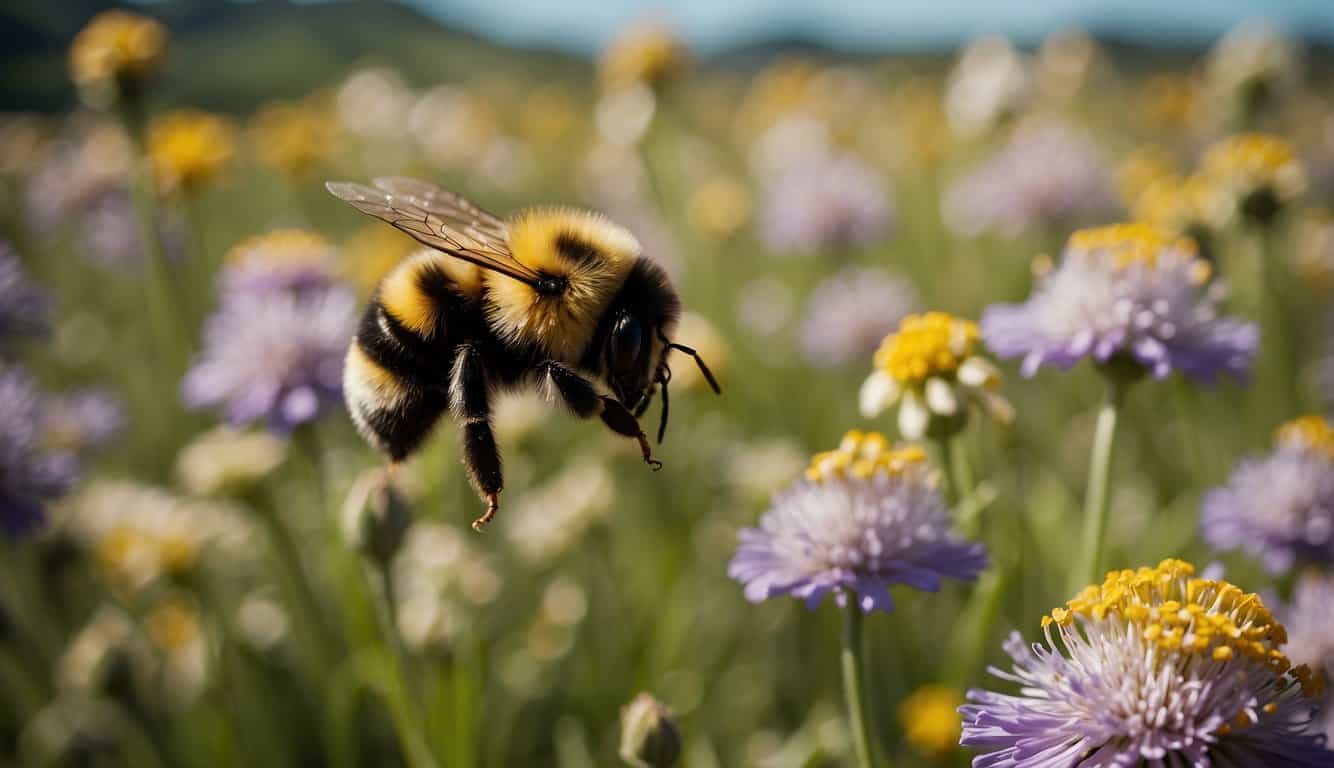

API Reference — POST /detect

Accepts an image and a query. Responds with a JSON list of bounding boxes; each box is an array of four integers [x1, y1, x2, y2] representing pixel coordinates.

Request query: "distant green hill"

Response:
[[0, 0, 588, 113]]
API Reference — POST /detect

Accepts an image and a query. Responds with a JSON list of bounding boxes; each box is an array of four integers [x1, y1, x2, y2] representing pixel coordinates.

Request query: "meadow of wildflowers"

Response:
[[2, 7, 1334, 767]]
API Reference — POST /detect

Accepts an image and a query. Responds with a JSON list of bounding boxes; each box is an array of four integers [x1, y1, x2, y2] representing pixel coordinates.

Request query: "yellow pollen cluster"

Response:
[[898, 685, 963, 757], [1067, 222, 1199, 268], [806, 430, 927, 482], [227, 229, 337, 273], [1044, 559, 1324, 699], [1202, 133, 1300, 188], [148, 110, 236, 194], [873, 312, 978, 386], [69, 10, 168, 91], [1276, 415, 1334, 459]]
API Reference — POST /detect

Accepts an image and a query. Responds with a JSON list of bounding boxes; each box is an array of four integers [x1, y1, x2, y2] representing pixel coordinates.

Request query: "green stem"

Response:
[[1070, 375, 1128, 595], [936, 434, 979, 536], [840, 597, 879, 768], [118, 101, 181, 373], [1256, 225, 1302, 414]]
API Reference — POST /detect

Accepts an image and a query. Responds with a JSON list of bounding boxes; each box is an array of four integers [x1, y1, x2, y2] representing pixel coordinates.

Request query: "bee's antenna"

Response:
[[665, 341, 721, 395], [656, 369, 670, 444]]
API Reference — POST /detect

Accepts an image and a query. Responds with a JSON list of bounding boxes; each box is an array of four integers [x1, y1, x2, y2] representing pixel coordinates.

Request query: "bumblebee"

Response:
[[328, 177, 719, 531]]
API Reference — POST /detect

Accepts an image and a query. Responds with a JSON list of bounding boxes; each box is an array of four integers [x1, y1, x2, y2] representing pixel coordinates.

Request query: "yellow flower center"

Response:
[[69, 10, 168, 87], [148, 110, 235, 193], [227, 229, 337, 274], [599, 22, 689, 89], [1276, 415, 1334, 459], [873, 312, 978, 386], [250, 100, 339, 177], [806, 429, 927, 482], [1203, 133, 1299, 185], [1067, 222, 1198, 268], [898, 685, 963, 757], [1044, 559, 1323, 699], [147, 598, 201, 652]]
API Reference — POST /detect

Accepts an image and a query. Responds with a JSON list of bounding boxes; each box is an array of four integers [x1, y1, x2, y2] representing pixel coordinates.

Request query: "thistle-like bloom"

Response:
[[599, 20, 689, 91], [68, 10, 167, 108], [1284, 571, 1334, 744], [182, 284, 355, 431], [219, 229, 341, 297], [961, 559, 1332, 767], [982, 223, 1257, 381], [798, 266, 918, 368], [759, 152, 894, 255], [1201, 415, 1334, 573], [943, 120, 1116, 238], [1201, 133, 1305, 226], [728, 430, 987, 613], [0, 242, 50, 344], [859, 312, 1012, 440], [0, 365, 78, 536], [147, 110, 236, 195]]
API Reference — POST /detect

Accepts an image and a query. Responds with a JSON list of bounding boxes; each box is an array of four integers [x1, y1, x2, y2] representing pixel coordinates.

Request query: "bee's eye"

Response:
[[609, 314, 644, 373]]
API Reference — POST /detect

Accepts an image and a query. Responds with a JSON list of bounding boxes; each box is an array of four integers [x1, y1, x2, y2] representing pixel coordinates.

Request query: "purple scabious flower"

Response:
[[1283, 571, 1334, 745], [0, 365, 78, 537], [943, 120, 1117, 238], [961, 559, 1333, 768], [1201, 416, 1334, 573], [797, 267, 918, 368], [728, 430, 986, 614], [759, 153, 894, 255], [42, 389, 125, 455], [0, 242, 49, 343], [183, 284, 356, 432], [982, 223, 1257, 382], [218, 230, 342, 297]]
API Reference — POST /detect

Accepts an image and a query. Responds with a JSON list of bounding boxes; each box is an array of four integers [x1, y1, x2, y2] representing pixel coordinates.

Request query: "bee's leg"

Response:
[[539, 361, 662, 470], [451, 345, 503, 531]]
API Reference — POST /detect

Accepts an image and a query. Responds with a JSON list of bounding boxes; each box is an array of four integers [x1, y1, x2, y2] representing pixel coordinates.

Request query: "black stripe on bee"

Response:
[[358, 304, 449, 383], [554, 233, 602, 265]]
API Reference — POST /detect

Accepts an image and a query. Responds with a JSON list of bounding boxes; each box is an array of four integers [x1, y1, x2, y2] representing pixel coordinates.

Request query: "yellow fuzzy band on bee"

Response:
[[344, 344, 407, 408], [378, 251, 481, 338], [486, 208, 640, 362]]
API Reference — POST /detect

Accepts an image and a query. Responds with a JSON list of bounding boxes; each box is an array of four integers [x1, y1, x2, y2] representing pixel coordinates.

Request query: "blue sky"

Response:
[[406, 0, 1334, 55]]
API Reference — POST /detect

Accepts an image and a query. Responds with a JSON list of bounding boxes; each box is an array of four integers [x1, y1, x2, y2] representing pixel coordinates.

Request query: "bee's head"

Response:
[[588, 259, 719, 443]]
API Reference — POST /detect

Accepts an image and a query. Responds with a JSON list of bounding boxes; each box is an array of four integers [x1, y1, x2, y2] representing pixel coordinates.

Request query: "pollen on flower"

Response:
[[1051, 559, 1309, 692], [1277, 415, 1334, 459], [226, 230, 339, 276], [1067, 222, 1198, 268], [804, 429, 927, 482], [873, 312, 979, 386]]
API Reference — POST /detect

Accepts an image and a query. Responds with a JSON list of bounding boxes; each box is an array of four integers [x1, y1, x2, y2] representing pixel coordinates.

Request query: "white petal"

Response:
[[898, 390, 929, 440], [858, 371, 900, 418], [924, 377, 958, 416], [957, 356, 1000, 389]]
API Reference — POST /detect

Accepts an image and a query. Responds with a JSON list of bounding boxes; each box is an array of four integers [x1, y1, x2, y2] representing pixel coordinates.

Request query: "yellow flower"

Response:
[[687, 176, 752, 238], [1131, 173, 1225, 237], [250, 97, 338, 178], [1138, 74, 1203, 135], [1115, 147, 1179, 207], [69, 10, 168, 107], [599, 20, 689, 91], [861, 312, 1011, 440], [343, 224, 417, 295], [1293, 210, 1334, 293], [1200, 133, 1306, 225], [147, 109, 236, 194], [899, 685, 963, 757]]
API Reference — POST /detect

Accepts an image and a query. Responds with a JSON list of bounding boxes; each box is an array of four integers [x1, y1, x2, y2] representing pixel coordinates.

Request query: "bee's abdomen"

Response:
[[344, 343, 448, 461]]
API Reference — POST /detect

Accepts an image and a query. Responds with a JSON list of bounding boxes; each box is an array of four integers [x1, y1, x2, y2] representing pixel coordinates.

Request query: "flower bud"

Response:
[[341, 469, 412, 564], [619, 693, 681, 768]]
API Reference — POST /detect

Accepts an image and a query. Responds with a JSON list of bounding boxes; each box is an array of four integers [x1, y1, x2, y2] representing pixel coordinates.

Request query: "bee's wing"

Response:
[[326, 179, 541, 287]]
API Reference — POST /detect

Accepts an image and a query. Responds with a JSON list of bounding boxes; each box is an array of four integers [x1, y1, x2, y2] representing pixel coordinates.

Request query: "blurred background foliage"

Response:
[[1, 2, 1333, 767]]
